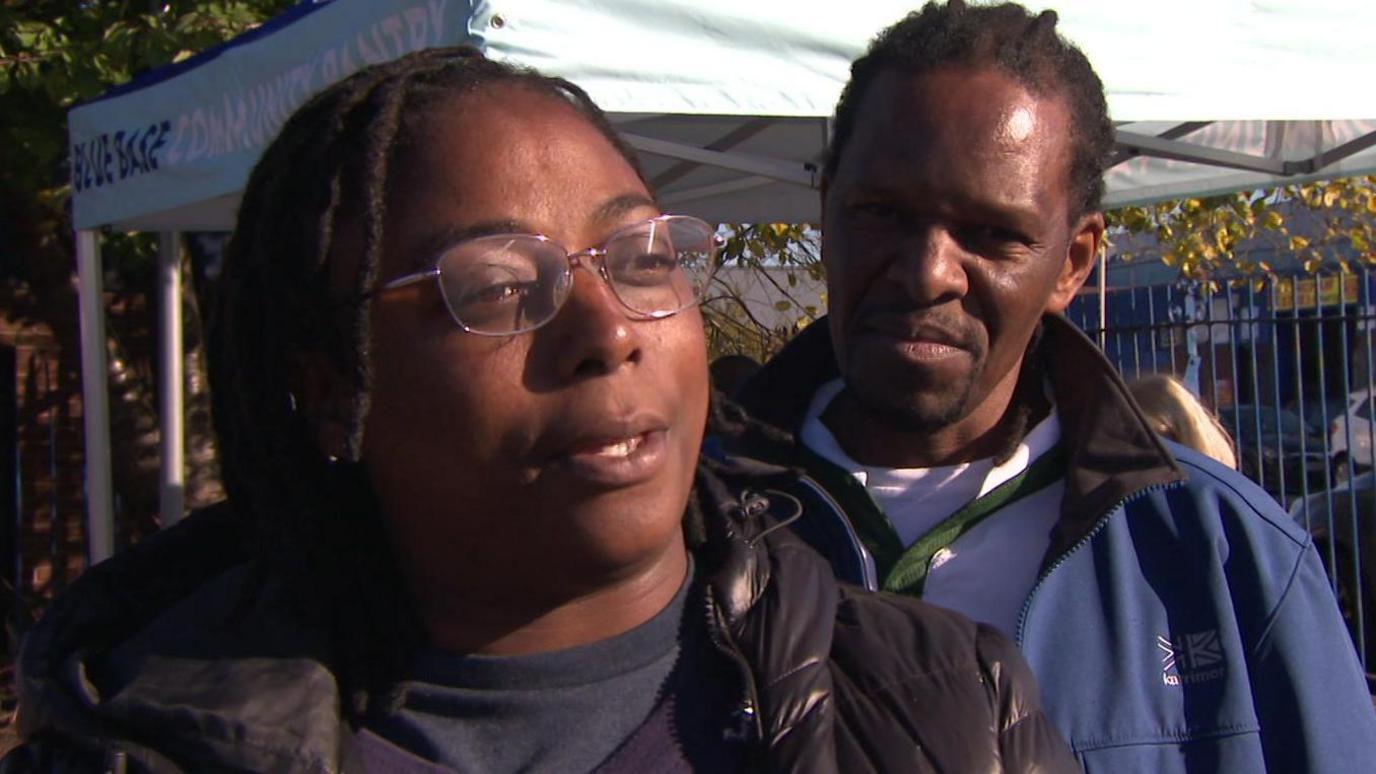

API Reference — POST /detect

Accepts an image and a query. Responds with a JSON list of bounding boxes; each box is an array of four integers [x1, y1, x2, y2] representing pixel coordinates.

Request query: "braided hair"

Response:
[[208, 47, 650, 713], [826, 0, 1115, 221]]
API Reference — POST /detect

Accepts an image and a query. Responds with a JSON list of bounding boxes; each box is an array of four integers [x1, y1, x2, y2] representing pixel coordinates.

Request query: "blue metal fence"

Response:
[[1068, 269, 1376, 673]]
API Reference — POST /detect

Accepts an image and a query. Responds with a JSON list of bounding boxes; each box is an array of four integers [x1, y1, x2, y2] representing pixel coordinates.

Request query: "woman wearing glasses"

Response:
[[7, 49, 1073, 772]]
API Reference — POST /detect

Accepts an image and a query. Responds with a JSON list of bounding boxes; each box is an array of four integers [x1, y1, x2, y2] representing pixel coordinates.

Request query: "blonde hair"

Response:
[[1129, 374, 1238, 469]]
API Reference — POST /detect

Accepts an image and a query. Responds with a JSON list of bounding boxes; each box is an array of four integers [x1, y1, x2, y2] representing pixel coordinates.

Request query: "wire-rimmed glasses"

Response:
[[377, 214, 721, 335]]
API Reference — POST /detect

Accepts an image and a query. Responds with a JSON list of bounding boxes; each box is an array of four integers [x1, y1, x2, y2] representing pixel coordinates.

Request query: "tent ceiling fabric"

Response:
[[1106, 120, 1376, 207], [68, 0, 1376, 231]]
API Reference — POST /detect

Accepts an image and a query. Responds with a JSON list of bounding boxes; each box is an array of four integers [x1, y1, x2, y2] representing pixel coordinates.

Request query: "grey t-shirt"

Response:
[[364, 563, 700, 773]]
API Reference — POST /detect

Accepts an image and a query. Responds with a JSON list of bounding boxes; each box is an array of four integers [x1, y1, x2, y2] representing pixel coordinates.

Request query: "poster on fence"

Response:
[[1273, 275, 1362, 312]]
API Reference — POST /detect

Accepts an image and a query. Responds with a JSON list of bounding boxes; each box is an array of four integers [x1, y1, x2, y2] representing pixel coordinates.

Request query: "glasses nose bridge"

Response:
[[566, 245, 605, 268], [565, 245, 615, 286]]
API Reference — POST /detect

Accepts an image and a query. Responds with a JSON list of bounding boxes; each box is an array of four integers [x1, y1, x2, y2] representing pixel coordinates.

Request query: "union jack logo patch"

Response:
[[1156, 630, 1226, 686]]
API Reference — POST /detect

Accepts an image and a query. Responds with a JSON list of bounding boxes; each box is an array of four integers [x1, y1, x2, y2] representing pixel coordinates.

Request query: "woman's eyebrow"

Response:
[[589, 193, 658, 224], [410, 219, 531, 268]]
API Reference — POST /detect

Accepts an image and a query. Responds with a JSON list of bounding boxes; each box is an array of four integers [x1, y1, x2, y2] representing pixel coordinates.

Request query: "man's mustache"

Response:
[[849, 308, 984, 354]]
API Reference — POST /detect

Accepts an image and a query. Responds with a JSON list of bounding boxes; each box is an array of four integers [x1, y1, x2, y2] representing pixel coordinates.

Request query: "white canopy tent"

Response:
[[67, 0, 1376, 561]]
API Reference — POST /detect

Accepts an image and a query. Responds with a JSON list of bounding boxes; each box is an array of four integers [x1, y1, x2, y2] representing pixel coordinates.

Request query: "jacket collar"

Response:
[[19, 467, 834, 771], [735, 319, 839, 436], [735, 314, 1186, 560], [1037, 314, 1186, 560]]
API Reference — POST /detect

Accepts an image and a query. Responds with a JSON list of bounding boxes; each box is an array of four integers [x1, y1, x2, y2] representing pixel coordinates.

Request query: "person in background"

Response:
[[2, 48, 1074, 772], [709, 353, 762, 399], [1129, 374, 1238, 469], [723, 1, 1376, 770]]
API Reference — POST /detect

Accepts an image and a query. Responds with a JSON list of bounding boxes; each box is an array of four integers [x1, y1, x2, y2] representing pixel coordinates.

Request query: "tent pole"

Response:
[[75, 230, 114, 563], [157, 232, 184, 527], [1098, 246, 1108, 349]]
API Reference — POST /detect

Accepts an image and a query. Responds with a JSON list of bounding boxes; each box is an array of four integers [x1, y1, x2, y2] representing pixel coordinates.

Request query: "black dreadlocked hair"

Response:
[[826, 0, 1115, 221], [207, 47, 656, 715]]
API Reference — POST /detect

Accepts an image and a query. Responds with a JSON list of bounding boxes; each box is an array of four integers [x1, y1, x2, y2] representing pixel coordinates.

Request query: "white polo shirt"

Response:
[[800, 378, 1064, 639]]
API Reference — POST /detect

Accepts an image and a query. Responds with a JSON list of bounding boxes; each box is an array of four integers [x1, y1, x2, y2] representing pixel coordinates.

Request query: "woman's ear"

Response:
[[290, 352, 352, 461]]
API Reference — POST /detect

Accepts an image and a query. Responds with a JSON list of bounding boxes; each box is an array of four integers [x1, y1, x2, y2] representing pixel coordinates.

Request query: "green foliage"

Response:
[[704, 223, 824, 362], [1106, 176, 1376, 279], [0, 2, 294, 555], [0, 1, 294, 279]]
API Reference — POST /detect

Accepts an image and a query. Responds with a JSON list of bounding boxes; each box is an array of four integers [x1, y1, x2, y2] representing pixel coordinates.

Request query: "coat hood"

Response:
[[14, 502, 346, 772]]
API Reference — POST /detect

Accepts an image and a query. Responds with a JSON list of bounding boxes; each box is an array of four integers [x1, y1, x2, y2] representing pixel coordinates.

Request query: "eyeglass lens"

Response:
[[434, 217, 715, 334]]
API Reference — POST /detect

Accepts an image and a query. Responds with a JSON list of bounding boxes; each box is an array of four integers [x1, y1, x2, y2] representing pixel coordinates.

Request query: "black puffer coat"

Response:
[[3, 464, 1077, 773]]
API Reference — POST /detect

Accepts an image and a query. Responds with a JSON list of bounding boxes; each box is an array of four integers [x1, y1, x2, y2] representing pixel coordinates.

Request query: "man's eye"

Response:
[[961, 225, 1028, 246]]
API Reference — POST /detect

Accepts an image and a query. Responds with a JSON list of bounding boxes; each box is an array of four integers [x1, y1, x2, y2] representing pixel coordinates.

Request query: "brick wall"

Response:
[[0, 308, 87, 602]]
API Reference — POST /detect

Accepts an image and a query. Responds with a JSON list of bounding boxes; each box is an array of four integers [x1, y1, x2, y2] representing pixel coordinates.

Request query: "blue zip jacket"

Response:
[[720, 315, 1376, 773]]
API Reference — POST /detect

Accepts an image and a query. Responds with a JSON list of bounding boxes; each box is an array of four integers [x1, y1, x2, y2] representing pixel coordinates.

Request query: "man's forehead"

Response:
[[836, 66, 1074, 207], [866, 67, 1067, 139], [998, 104, 1038, 143]]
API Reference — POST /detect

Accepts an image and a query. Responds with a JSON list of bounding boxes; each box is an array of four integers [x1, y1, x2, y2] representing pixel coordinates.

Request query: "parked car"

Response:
[[1220, 405, 1330, 500], [1330, 388, 1376, 480], [1290, 393, 1351, 442], [1289, 472, 1376, 689]]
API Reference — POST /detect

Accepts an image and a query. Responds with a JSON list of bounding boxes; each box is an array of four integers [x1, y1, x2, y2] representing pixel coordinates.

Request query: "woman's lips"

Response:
[[550, 428, 668, 487]]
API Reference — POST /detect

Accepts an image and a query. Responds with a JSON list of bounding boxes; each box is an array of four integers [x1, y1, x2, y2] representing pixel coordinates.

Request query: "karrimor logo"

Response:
[[1156, 630, 1226, 686]]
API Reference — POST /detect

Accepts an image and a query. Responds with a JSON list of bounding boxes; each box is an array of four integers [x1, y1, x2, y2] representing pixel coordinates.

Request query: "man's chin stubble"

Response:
[[842, 377, 977, 435]]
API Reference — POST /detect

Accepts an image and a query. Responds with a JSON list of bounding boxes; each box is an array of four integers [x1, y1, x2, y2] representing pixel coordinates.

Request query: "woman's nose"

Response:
[[547, 259, 642, 379]]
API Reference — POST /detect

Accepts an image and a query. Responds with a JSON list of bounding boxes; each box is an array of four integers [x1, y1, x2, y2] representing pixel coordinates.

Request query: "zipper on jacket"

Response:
[[797, 475, 879, 591], [1014, 481, 1184, 646], [702, 586, 766, 746]]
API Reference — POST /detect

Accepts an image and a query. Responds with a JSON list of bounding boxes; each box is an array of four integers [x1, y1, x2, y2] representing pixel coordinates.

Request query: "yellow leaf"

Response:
[[1263, 211, 1284, 229], [1289, 236, 1310, 251], [1214, 229, 1234, 253]]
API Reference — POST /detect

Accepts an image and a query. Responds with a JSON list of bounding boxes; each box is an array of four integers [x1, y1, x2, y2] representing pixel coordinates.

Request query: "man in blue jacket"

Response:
[[725, 1, 1376, 770]]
